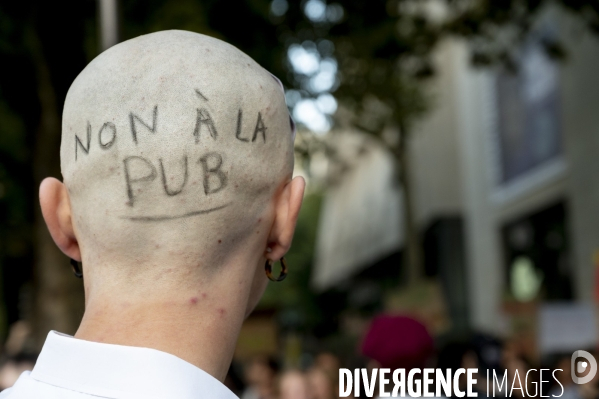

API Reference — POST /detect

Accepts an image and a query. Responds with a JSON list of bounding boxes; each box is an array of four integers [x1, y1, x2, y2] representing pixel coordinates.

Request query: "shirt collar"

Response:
[[30, 331, 237, 399]]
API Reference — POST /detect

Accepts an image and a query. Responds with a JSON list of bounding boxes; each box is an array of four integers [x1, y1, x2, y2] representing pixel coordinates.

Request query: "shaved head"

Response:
[[59, 30, 295, 283], [38, 29, 305, 378]]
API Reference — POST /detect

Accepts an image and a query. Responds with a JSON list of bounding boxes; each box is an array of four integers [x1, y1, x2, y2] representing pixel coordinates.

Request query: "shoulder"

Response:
[[0, 388, 13, 398]]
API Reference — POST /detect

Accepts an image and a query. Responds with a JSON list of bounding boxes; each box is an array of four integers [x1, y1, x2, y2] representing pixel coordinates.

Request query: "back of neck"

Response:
[[75, 272, 252, 381]]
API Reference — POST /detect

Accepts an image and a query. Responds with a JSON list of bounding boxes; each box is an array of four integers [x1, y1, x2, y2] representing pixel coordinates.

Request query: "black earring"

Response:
[[70, 259, 83, 279], [265, 257, 287, 282]]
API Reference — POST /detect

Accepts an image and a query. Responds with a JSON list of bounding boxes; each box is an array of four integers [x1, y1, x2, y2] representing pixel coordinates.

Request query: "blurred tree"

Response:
[[0, 0, 95, 347], [277, 0, 599, 285]]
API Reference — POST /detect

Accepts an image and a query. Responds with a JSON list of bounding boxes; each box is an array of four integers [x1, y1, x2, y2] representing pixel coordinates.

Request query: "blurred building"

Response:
[[313, 9, 599, 353]]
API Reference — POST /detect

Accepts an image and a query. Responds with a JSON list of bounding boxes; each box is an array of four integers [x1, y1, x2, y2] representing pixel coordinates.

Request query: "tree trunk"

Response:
[[394, 119, 423, 285], [29, 29, 85, 349]]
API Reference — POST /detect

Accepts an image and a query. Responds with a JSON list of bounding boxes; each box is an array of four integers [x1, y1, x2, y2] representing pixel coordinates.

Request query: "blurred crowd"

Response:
[[223, 315, 598, 399], [230, 352, 340, 399], [0, 316, 596, 399]]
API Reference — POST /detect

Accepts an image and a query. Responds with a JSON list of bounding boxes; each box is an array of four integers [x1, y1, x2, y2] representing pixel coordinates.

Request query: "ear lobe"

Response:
[[39, 177, 81, 261], [267, 176, 305, 261]]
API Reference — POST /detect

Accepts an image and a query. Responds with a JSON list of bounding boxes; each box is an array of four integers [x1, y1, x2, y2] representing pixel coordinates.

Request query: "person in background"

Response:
[[0, 322, 36, 392], [1, 323, 32, 359], [241, 356, 280, 399], [279, 370, 311, 399], [0, 355, 37, 392], [307, 366, 338, 399], [314, 353, 341, 377], [361, 315, 435, 399]]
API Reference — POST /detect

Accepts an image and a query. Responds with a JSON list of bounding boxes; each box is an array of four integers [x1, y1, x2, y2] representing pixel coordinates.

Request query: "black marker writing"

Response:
[[123, 156, 157, 206], [199, 152, 227, 195], [195, 89, 208, 101], [252, 112, 267, 142], [235, 109, 249, 142], [159, 155, 188, 196], [121, 202, 232, 222], [130, 105, 158, 144], [75, 122, 92, 160], [99, 122, 117, 149], [193, 108, 218, 143]]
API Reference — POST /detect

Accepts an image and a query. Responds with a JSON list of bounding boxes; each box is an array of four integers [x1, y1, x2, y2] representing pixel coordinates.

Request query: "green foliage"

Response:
[[330, 1, 439, 133], [282, 0, 599, 139]]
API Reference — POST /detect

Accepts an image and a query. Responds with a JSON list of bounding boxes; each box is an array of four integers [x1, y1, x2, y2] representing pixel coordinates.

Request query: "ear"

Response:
[[266, 176, 306, 261], [39, 177, 81, 261]]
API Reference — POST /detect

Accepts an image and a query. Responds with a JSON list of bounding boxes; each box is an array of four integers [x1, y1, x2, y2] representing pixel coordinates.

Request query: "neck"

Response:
[[75, 261, 256, 381]]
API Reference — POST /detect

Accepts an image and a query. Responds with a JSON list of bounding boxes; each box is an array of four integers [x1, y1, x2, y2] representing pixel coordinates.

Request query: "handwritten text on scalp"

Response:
[[75, 104, 268, 160], [122, 153, 227, 207], [73, 90, 268, 215]]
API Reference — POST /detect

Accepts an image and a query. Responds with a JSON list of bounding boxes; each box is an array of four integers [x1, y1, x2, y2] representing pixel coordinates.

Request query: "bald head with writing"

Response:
[[39, 30, 305, 379]]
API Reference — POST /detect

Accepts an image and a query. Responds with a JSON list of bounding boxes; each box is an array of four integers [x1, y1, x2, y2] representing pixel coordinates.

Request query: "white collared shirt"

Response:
[[0, 331, 237, 399]]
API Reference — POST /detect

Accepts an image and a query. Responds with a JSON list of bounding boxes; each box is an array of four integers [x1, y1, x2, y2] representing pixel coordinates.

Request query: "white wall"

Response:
[[449, 10, 599, 331], [560, 16, 599, 301], [409, 40, 464, 227]]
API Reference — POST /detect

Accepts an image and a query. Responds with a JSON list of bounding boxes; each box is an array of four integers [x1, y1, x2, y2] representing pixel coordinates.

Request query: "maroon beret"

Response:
[[360, 315, 434, 370]]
